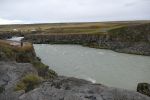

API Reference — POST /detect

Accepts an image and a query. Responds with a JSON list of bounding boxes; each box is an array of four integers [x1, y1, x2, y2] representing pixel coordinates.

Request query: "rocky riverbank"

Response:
[[0, 61, 150, 100], [23, 23, 150, 56], [0, 61, 38, 100], [19, 76, 150, 100]]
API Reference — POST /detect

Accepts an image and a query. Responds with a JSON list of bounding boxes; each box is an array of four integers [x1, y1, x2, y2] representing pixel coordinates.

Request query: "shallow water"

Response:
[[34, 44, 150, 90]]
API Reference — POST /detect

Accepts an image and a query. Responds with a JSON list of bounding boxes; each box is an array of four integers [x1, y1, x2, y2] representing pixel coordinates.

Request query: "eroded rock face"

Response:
[[137, 83, 150, 97], [0, 61, 37, 100], [19, 76, 150, 100]]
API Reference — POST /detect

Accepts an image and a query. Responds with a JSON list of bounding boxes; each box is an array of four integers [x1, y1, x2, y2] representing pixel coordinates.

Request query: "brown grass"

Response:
[[0, 40, 33, 52], [0, 20, 149, 35]]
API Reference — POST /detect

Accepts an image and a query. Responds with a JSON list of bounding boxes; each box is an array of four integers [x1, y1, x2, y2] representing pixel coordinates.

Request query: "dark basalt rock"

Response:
[[137, 83, 150, 97]]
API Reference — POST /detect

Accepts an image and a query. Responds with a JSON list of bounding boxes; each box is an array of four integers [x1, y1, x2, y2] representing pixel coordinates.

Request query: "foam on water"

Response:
[[86, 77, 96, 83]]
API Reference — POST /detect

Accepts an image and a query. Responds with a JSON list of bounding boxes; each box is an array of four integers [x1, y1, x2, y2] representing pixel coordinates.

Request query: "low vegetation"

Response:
[[0, 40, 57, 79], [0, 40, 35, 62], [15, 74, 42, 92]]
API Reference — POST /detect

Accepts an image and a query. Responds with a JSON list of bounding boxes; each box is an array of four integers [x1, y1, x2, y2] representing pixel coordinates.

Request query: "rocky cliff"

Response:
[[23, 23, 150, 56], [107, 23, 150, 55]]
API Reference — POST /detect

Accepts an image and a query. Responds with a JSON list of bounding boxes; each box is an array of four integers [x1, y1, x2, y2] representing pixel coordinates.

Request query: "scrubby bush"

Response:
[[31, 59, 57, 79], [0, 44, 14, 60], [15, 74, 42, 92], [15, 51, 33, 63], [0, 40, 35, 62]]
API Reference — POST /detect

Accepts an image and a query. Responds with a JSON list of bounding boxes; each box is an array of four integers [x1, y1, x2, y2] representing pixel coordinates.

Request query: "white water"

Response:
[[34, 44, 150, 90], [7, 36, 24, 42]]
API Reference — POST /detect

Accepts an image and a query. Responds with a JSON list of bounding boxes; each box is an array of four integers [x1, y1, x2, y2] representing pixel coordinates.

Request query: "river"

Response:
[[34, 44, 150, 90]]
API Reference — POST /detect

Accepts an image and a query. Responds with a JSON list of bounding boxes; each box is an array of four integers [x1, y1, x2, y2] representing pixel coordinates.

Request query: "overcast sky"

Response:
[[0, 0, 150, 24]]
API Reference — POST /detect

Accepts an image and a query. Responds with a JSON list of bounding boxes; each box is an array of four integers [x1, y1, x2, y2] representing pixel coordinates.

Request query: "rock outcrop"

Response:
[[19, 76, 150, 100], [137, 83, 150, 97], [107, 23, 150, 55], [0, 61, 38, 100], [1, 62, 150, 100]]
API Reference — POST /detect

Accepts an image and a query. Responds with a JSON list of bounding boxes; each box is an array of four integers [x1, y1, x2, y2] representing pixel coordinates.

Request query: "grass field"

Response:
[[0, 20, 150, 35]]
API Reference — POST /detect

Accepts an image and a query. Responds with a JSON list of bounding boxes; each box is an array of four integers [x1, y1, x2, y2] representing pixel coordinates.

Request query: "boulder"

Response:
[[137, 83, 150, 97]]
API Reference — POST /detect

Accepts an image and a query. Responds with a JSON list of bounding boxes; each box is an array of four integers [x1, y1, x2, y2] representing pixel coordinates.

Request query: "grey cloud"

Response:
[[0, 0, 150, 24]]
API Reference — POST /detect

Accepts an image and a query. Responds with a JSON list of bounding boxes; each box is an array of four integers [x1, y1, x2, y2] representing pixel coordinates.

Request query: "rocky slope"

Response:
[[0, 61, 38, 100], [0, 62, 150, 100], [19, 76, 150, 100], [0, 40, 57, 100]]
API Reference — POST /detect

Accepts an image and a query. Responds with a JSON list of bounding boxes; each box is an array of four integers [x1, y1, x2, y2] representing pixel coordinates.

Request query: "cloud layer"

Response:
[[0, 18, 24, 24], [0, 0, 150, 24]]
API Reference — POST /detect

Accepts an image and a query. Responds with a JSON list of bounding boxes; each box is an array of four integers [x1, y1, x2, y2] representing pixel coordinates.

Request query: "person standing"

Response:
[[21, 40, 23, 47]]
